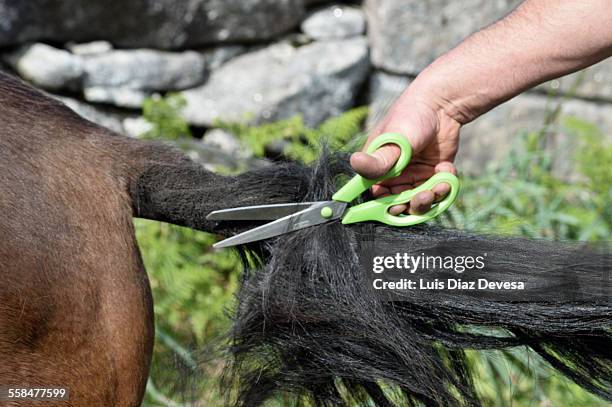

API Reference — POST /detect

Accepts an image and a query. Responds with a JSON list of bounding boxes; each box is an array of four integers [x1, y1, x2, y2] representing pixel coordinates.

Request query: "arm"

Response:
[[354, 0, 612, 214]]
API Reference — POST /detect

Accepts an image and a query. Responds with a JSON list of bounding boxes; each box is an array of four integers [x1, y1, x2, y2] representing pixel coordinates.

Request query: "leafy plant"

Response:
[[136, 220, 239, 406], [141, 93, 192, 140], [441, 120, 611, 241], [468, 348, 605, 407], [216, 106, 369, 163]]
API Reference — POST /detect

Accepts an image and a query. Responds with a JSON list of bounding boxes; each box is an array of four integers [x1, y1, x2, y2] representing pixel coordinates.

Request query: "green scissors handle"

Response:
[[332, 133, 460, 227]]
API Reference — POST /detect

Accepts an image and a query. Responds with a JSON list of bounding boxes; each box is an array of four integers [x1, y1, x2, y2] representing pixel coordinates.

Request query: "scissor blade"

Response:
[[213, 201, 346, 248], [206, 202, 318, 221]]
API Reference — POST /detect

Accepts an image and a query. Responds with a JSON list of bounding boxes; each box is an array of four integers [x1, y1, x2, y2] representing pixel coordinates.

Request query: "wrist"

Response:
[[380, 79, 461, 155], [408, 58, 484, 126], [395, 73, 464, 142]]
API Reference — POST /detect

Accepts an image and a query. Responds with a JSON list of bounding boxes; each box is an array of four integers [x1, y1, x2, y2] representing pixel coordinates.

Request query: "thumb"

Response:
[[350, 144, 401, 179]]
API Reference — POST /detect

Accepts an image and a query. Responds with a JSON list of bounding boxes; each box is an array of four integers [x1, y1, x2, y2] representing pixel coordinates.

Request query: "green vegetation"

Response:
[[444, 117, 611, 241], [216, 106, 368, 163], [138, 221, 237, 407], [141, 94, 192, 141], [138, 95, 610, 406], [469, 348, 607, 407]]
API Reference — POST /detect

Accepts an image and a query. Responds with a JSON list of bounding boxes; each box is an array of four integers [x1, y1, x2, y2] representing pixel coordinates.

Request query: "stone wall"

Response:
[[1, 0, 610, 173]]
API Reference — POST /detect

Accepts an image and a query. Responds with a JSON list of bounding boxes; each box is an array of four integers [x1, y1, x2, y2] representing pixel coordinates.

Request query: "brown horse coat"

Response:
[[0, 71, 237, 406]]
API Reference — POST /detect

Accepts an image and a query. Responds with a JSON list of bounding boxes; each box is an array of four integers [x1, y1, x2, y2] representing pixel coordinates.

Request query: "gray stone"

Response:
[[366, 0, 520, 74], [67, 41, 113, 56], [5, 43, 83, 90], [181, 37, 370, 127], [301, 5, 366, 39], [202, 128, 251, 159], [176, 139, 251, 171], [281, 33, 313, 47], [122, 117, 154, 138], [82, 49, 206, 91], [6, 43, 207, 105], [537, 58, 612, 102], [201, 46, 248, 71], [0, 0, 305, 49], [83, 87, 150, 109], [54, 95, 127, 134], [77, 49, 207, 108]]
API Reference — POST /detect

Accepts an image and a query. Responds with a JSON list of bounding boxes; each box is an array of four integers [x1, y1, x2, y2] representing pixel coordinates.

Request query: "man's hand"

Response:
[[351, 0, 612, 216], [351, 90, 461, 215]]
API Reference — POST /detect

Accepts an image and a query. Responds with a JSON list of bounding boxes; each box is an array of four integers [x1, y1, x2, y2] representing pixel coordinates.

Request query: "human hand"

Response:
[[350, 90, 461, 215]]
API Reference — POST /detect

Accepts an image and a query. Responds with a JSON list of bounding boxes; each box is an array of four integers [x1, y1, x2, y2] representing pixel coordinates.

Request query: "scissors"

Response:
[[207, 133, 460, 248]]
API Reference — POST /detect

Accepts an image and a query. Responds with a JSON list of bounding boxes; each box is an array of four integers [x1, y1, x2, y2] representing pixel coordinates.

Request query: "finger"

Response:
[[390, 184, 412, 194], [371, 184, 391, 197], [386, 184, 411, 215], [378, 163, 435, 187], [389, 204, 408, 216], [432, 161, 456, 202], [389, 180, 449, 204], [350, 144, 400, 179], [380, 162, 456, 188], [432, 183, 451, 202], [389, 184, 433, 216], [379, 191, 400, 214], [408, 190, 434, 215], [435, 161, 457, 175]]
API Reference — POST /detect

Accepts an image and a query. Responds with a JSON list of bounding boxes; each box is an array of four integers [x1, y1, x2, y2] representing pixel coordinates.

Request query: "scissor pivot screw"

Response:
[[320, 206, 333, 218]]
